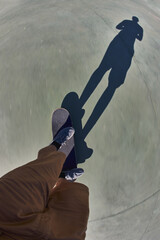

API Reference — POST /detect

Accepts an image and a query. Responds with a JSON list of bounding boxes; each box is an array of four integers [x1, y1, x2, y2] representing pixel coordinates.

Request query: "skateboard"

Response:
[[61, 92, 93, 163], [52, 108, 77, 172]]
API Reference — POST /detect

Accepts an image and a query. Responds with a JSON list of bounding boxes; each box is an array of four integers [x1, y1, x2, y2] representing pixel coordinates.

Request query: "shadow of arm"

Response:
[[136, 26, 143, 41], [116, 20, 126, 30]]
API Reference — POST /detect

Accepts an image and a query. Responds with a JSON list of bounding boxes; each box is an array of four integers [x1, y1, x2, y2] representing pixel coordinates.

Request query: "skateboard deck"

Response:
[[61, 92, 93, 163], [52, 108, 77, 172]]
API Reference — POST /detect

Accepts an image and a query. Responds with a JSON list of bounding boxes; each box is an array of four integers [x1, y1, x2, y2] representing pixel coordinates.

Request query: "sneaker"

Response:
[[52, 127, 75, 148], [64, 168, 84, 181]]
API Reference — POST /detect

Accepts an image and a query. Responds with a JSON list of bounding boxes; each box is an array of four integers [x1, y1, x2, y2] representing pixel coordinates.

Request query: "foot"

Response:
[[52, 127, 75, 149], [63, 168, 84, 182]]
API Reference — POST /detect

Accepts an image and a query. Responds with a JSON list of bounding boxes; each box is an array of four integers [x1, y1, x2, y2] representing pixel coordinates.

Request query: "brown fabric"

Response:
[[0, 145, 89, 240]]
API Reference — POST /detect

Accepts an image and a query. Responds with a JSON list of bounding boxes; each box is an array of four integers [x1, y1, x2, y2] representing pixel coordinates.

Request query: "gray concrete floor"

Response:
[[0, 0, 160, 239]]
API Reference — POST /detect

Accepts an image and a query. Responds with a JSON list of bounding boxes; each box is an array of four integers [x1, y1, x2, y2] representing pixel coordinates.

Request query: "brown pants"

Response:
[[0, 145, 89, 240]]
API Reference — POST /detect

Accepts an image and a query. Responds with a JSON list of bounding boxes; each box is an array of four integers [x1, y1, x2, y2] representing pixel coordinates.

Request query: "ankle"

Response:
[[59, 172, 65, 178], [51, 141, 61, 150]]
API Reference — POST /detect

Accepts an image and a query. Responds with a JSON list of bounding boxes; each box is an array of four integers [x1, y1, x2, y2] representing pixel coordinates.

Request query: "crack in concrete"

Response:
[[81, 0, 160, 230], [90, 4, 158, 127], [88, 187, 160, 223], [133, 57, 159, 132], [139, 192, 159, 240]]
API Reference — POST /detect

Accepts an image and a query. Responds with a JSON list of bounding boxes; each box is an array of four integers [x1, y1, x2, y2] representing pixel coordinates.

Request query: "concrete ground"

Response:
[[0, 0, 160, 239]]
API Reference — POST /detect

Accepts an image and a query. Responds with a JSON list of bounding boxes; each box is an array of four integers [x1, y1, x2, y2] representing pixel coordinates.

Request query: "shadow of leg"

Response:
[[82, 85, 116, 139], [80, 65, 109, 107], [82, 65, 128, 139]]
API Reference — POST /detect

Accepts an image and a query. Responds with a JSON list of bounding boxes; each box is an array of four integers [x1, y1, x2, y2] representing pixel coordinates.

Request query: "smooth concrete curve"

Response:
[[0, 1, 160, 239]]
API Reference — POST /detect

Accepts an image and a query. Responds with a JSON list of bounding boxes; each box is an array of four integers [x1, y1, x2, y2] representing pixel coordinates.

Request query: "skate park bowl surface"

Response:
[[0, 1, 160, 239]]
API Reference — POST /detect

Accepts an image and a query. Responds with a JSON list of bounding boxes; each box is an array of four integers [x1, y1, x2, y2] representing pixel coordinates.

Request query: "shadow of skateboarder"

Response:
[[80, 16, 143, 138], [61, 16, 143, 163]]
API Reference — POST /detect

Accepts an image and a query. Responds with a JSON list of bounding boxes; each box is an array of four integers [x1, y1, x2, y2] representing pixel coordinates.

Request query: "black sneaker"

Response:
[[52, 127, 75, 149], [63, 168, 84, 181]]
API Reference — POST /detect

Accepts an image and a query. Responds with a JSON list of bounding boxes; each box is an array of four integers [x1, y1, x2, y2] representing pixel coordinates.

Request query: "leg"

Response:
[[0, 145, 66, 239], [38, 178, 89, 240]]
